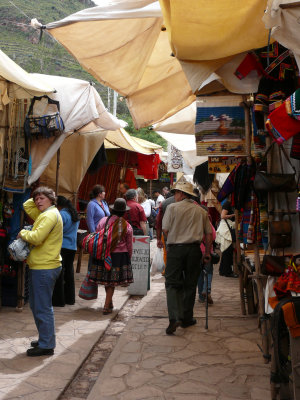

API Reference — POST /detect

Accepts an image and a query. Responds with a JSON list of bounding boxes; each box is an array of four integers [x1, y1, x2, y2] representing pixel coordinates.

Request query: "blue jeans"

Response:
[[198, 262, 213, 298], [29, 267, 62, 349]]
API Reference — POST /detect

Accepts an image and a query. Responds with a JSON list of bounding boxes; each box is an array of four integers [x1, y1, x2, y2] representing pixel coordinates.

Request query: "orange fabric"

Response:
[[268, 295, 280, 310]]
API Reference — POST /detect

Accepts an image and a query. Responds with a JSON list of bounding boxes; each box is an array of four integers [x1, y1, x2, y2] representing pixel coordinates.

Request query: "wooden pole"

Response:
[[55, 148, 60, 195]]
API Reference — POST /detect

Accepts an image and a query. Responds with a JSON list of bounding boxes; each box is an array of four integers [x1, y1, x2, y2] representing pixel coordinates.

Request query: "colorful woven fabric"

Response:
[[274, 262, 300, 298], [266, 101, 300, 144], [78, 164, 122, 206], [290, 132, 300, 160], [82, 217, 128, 271], [246, 191, 261, 244], [286, 88, 300, 121], [217, 165, 237, 203]]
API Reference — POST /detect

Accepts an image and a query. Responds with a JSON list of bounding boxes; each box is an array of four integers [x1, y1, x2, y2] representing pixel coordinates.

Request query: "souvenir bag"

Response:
[[269, 194, 293, 251], [78, 272, 98, 300], [261, 255, 287, 276], [290, 132, 300, 160], [24, 95, 64, 139], [254, 142, 297, 193]]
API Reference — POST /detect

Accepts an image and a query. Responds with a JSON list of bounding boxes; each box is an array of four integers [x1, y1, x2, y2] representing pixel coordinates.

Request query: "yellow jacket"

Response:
[[20, 199, 63, 269]]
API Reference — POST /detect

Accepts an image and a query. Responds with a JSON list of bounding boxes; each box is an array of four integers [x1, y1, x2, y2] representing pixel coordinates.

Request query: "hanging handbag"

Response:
[[269, 219, 292, 249], [254, 142, 297, 193], [261, 255, 287, 276], [24, 95, 64, 139], [78, 272, 98, 300], [290, 132, 300, 160], [211, 251, 220, 265]]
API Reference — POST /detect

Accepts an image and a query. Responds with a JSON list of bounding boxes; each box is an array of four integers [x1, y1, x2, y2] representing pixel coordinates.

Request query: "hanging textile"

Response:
[[116, 150, 138, 168], [195, 97, 246, 156], [87, 144, 107, 174], [236, 42, 298, 132], [123, 169, 137, 189], [137, 154, 161, 180], [78, 164, 122, 205], [3, 99, 29, 193]]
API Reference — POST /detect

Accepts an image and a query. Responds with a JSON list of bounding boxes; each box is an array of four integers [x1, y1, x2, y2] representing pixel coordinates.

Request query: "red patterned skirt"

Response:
[[90, 252, 133, 287]]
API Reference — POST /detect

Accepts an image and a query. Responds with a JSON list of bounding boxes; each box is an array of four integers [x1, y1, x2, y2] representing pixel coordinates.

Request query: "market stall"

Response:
[[0, 51, 125, 310]]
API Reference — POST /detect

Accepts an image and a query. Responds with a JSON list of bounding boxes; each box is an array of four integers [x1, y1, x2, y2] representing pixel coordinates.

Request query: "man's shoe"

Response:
[[30, 340, 39, 348], [227, 273, 239, 278], [198, 296, 205, 303], [166, 320, 180, 335], [27, 347, 54, 357], [181, 318, 197, 328], [207, 294, 214, 304]]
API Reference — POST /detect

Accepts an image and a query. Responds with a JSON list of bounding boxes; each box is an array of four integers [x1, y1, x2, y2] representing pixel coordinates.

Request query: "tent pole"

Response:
[[55, 148, 60, 195]]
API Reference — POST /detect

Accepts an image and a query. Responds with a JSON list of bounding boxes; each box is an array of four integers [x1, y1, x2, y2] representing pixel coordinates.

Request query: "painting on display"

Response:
[[167, 143, 194, 175], [195, 96, 247, 156], [167, 143, 183, 172], [208, 156, 243, 173]]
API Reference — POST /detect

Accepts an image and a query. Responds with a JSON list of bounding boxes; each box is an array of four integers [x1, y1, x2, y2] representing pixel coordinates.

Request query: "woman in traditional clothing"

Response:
[[93, 198, 133, 314]]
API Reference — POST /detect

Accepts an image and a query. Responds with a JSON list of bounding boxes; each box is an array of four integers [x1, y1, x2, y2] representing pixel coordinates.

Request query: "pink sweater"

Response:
[[97, 215, 133, 257]]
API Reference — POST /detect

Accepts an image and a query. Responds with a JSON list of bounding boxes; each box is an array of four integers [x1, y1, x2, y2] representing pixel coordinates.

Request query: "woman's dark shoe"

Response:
[[27, 347, 54, 357], [30, 340, 39, 348], [103, 306, 113, 315]]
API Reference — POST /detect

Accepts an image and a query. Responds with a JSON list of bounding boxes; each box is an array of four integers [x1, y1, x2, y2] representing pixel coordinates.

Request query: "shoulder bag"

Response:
[[253, 143, 297, 193], [24, 95, 64, 139]]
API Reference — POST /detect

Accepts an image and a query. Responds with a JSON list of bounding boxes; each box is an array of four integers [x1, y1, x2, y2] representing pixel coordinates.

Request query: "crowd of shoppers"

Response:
[[13, 179, 230, 357]]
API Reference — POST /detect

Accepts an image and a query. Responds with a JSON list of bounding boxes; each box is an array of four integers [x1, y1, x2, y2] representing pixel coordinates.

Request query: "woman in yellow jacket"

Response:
[[18, 187, 63, 357]]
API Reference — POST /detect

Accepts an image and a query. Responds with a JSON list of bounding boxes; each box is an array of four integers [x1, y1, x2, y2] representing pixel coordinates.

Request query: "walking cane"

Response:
[[204, 265, 209, 330]]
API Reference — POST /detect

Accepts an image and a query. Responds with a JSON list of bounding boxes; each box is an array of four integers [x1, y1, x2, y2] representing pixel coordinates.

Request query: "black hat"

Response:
[[109, 198, 130, 212]]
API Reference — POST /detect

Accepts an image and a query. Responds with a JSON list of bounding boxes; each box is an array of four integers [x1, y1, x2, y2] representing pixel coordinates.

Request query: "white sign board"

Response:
[[128, 236, 150, 296]]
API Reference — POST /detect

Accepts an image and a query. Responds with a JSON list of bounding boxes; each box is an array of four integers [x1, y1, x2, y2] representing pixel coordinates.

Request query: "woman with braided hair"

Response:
[[95, 198, 133, 315]]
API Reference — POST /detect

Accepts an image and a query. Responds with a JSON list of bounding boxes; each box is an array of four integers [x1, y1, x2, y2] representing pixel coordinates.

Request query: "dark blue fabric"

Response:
[[9, 189, 31, 244]]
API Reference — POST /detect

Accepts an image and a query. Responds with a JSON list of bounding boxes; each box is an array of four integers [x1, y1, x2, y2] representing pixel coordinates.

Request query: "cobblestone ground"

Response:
[[59, 240, 273, 400], [59, 296, 142, 399]]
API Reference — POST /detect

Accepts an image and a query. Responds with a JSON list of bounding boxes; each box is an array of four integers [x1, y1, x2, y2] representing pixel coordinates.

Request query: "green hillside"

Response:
[[0, 0, 111, 103], [0, 0, 166, 148]]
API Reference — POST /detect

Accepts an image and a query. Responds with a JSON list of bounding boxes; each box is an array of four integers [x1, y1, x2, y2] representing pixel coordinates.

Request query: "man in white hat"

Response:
[[162, 181, 213, 335]]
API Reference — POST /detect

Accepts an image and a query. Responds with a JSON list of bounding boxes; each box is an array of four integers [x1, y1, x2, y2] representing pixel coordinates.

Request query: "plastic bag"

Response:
[[8, 238, 30, 261], [150, 248, 165, 275]]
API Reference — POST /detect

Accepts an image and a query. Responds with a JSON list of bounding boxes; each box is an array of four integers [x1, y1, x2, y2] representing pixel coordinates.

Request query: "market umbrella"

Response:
[[32, 0, 195, 129]]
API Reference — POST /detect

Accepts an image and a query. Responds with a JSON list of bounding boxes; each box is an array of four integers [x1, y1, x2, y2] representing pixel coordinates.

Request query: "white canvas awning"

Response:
[[32, 1, 195, 129], [25, 74, 126, 185], [0, 49, 55, 95], [40, 124, 163, 201]]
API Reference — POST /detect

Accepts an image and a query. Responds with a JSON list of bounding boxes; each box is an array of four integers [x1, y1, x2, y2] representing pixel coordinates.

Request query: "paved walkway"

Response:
[[87, 262, 271, 400], [0, 247, 272, 400], [0, 254, 130, 400]]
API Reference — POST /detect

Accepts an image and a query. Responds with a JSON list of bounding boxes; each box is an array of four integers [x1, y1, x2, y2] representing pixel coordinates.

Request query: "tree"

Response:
[[118, 114, 167, 150]]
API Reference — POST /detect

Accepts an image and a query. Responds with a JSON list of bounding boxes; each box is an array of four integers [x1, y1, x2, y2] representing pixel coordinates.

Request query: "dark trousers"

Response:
[[165, 244, 202, 323], [219, 244, 233, 276], [52, 248, 76, 306]]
